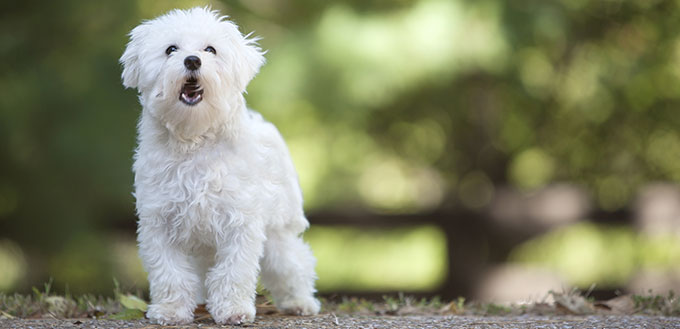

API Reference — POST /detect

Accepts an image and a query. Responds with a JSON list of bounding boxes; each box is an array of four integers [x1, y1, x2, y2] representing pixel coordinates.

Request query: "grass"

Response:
[[632, 290, 680, 316], [2, 282, 680, 320], [323, 289, 680, 317], [0, 279, 121, 319]]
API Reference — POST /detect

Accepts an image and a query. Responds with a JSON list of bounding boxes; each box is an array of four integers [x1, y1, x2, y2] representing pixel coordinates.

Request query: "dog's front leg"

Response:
[[138, 226, 200, 325], [205, 222, 265, 325]]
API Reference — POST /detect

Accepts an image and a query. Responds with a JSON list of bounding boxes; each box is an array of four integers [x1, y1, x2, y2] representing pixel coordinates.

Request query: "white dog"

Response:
[[120, 7, 320, 325]]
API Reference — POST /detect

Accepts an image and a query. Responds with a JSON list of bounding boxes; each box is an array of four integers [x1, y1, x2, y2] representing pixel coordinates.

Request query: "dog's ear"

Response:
[[222, 21, 265, 92], [120, 24, 148, 89], [235, 35, 265, 92]]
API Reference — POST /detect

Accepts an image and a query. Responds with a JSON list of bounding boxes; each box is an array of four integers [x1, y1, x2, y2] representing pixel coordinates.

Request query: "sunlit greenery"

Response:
[[0, 240, 26, 291], [305, 225, 448, 291], [510, 222, 680, 287]]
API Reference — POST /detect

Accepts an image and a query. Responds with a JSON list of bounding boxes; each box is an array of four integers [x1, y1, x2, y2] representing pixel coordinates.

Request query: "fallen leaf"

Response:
[[594, 295, 635, 314], [107, 308, 145, 320], [118, 294, 148, 312], [195, 304, 209, 315]]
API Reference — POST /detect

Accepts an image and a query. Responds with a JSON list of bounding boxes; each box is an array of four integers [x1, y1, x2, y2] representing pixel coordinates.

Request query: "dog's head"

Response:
[[120, 7, 264, 139]]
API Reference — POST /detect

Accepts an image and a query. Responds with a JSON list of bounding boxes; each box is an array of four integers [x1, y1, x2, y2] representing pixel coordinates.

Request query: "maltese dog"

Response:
[[120, 7, 320, 325]]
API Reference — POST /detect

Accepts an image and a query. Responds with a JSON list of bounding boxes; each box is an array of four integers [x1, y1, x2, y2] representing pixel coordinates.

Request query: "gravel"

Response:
[[2, 315, 680, 329]]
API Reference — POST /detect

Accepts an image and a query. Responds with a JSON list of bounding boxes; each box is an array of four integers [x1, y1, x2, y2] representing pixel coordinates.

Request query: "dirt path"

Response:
[[2, 314, 679, 329]]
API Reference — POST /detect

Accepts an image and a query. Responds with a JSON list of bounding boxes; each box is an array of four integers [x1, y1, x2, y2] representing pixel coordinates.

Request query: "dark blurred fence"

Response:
[[307, 208, 629, 300]]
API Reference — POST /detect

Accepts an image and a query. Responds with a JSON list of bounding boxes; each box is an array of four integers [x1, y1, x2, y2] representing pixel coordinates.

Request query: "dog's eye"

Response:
[[165, 45, 178, 55], [204, 46, 216, 55]]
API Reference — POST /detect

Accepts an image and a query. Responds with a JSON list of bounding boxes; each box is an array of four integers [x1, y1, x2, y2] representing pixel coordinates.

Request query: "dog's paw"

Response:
[[212, 312, 255, 325], [146, 302, 194, 325], [278, 296, 321, 316], [223, 314, 248, 325], [209, 302, 256, 325]]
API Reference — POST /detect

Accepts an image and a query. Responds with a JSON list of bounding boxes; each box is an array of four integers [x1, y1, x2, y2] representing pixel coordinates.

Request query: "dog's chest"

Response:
[[134, 115, 302, 243], [138, 147, 267, 240]]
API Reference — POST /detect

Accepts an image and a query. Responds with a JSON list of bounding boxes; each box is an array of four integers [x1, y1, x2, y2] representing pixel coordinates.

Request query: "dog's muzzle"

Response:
[[180, 77, 203, 106]]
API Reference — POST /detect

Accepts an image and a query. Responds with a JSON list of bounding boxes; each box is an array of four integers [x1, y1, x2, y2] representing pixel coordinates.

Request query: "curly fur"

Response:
[[120, 7, 320, 325]]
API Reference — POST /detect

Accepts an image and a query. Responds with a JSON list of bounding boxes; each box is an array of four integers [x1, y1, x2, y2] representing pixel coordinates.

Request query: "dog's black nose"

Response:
[[184, 56, 201, 71]]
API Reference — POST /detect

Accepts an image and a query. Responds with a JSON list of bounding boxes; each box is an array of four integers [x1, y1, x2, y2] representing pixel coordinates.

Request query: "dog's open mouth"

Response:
[[179, 78, 204, 106]]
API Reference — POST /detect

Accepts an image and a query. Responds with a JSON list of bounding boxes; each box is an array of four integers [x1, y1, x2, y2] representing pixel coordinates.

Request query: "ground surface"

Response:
[[3, 290, 680, 328], [2, 314, 680, 329]]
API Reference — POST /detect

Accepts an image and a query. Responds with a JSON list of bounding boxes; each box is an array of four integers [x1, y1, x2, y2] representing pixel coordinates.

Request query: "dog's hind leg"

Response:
[[260, 227, 321, 316]]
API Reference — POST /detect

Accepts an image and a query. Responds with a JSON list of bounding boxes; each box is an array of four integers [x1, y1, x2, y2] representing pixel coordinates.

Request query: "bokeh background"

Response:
[[2, 0, 680, 301]]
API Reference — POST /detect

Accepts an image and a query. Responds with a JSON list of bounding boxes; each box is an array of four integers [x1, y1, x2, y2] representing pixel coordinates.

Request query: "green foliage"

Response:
[[106, 308, 145, 320], [484, 303, 511, 315], [510, 223, 680, 287], [0, 279, 119, 318], [306, 225, 447, 292], [116, 293, 147, 312], [417, 295, 444, 310], [383, 294, 402, 313], [454, 296, 465, 313], [338, 297, 361, 313], [633, 290, 680, 316], [329, 294, 449, 315], [108, 278, 146, 320]]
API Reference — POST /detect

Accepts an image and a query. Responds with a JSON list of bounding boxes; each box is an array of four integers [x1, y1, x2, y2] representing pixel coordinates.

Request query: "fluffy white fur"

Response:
[[120, 7, 320, 325]]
